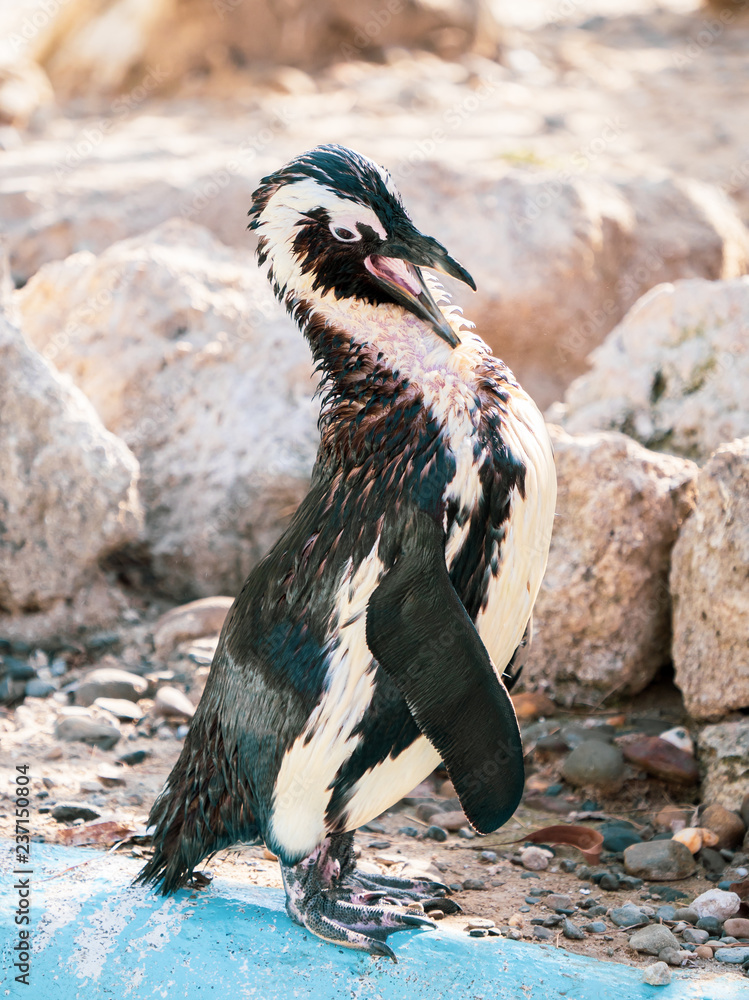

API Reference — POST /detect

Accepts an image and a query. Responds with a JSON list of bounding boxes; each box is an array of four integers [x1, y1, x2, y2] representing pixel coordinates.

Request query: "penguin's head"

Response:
[[248, 144, 475, 348]]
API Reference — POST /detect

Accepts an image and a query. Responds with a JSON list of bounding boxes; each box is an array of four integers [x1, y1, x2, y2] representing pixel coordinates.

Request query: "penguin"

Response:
[[137, 144, 557, 959]]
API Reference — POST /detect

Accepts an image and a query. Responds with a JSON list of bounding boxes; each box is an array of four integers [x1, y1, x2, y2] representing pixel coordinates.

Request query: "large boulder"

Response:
[[2, 132, 747, 409], [671, 438, 749, 719], [0, 259, 142, 619], [16, 219, 318, 599], [523, 426, 697, 700], [557, 277, 749, 460]]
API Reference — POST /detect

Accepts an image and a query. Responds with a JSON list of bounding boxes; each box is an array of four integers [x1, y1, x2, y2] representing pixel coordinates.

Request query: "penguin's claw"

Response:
[[352, 871, 462, 915], [297, 894, 435, 960]]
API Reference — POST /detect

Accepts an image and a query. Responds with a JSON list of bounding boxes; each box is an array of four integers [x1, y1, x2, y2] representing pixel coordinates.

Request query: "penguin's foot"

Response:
[[279, 831, 453, 960]]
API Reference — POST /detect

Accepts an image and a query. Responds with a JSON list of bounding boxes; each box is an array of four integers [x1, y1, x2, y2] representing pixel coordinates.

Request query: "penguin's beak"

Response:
[[364, 227, 475, 349]]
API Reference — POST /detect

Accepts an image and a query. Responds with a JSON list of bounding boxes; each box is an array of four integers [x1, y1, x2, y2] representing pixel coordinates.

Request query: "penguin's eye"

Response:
[[329, 224, 361, 243]]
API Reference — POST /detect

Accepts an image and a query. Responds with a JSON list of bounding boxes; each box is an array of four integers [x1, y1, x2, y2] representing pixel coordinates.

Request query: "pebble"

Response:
[[416, 802, 442, 821], [642, 961, 671, 986], [54, 717, 121, 750], [562, 918, 585, 940], [655, 805, 690, 833], [435, 810, 468, 831], [74, 667, 147, 706], [97, 764, 126, 787], [545, 894, 572, 909], [673, 907, 698, 924], [682, 927, 710, 944], [94, 697, 144, 721], [480, 850, 498, 863], [51, 803, 101, 822], [695, 915, 723, 935], [398, 826, 419, 838], [466, 917, 495, 929], [520, 846, 552, 871], [658, 947, 689, 967], [610, 905, 645, 927], [628, 924, 679, 955], [655, 905, 676, 921], [584, 921, 606, 933], [119, 750, 148, 765], [695, 945, 713, 959], [458, 827, 475, 840], [724, 918, 749, 938], [659, 726, 694, 755], [600, 824, 642, 852], [691, 888, 741, 921], [560, 859, 578, 873], [462, 879, 486, 891], [699, 847, 727, 878], [623, 840, 696, 881], [672, 826, 718, 854], [533, 926, 553, 940], [561, 740, 624, 790], [701, 804, 746, 850], [24, 679, 56, 698], [598, 873, 620, 891], [714, 947, 749, 964], [468, 928, 487, 937], [425, 825, 448, 842], [511, 691, 557, 720], [154, 685, 196, 719], [621, 736, 699, 784]]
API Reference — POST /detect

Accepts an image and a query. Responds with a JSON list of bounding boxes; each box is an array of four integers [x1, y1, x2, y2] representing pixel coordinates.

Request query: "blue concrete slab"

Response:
[[1, 841, 746, 999]]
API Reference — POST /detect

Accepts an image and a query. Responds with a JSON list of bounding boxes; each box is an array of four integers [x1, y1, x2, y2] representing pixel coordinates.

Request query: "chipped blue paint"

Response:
[[0, 842, 745, 999]]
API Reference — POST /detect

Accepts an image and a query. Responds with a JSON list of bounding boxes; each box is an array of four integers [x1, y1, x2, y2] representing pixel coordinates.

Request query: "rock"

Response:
[[724, 918, 749, 938], [673, 908, 698, 924], [628, 924, 680, 955], [699, 848, 727, 880], [510, 692, 557, 721], [714, 947, 749, 964], [642, 961, 671, 986], [694, 945, 713, 959], [438, 811, 470, 832], [425, 826, 448, 843], [658, 947, 689, 967], [519, 847, 552, 871], [672, 828, 719, 854], [0, 302, 142, 621], [94, 698, 144, 722], [75, 668, 148, 707], [18, 221, 318, 599], [699, 721, 749, 811], [24, 679, 56, 699], [154, 686, 196, 720], [96, 764, 126, 787], [119, 750, 148, 766], [610, 905, 645, 928], [584, 921, 607, 934], [670, 438, 749, 718], [600, 824, 642, 853], [51, 803, 101, 822], [562, 918, 585, 940], [524, 427, 697, 698], [659, 727, 694, 755], [621, 737, 699, 785], [623, 841, 696, 881], [690, 889, 741, 921], [561, 740, 625, 790], [54, 717, 121, 750], [655, 806, 691, 832], [682, 928, 710, 945], [152, 596, 234, 659], [701, 804, 747, 850], [462, 879, 486, 891], [545, 894, 571, 910], [533, 926, 553, 941], [559, 277, 749, 462]]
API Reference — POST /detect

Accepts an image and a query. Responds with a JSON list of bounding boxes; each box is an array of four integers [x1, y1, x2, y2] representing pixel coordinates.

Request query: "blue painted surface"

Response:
[[1, 842, 746, 999]]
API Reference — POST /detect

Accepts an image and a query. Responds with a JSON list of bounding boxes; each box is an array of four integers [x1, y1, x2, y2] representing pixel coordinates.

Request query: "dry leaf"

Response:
[[57, 820, 135, 847], [509, 824, 603, 863]]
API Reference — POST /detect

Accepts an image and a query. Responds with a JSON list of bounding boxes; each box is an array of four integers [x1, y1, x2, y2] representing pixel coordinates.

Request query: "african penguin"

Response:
[[137, 144, 557, 959]]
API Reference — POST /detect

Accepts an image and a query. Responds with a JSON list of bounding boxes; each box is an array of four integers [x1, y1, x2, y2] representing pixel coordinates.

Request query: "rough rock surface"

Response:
[[698, 721, 749, 812], [0, 273, 142, 618], [523, 426, 697, 698], [670, 438, 749, 718], [17, 220, 319, 598], [558, 278, 749, 461], [152, 596, 234, 660]]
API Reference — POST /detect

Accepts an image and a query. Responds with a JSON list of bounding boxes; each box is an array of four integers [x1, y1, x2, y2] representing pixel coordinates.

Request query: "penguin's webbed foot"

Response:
[[279, 831, 453, 959]]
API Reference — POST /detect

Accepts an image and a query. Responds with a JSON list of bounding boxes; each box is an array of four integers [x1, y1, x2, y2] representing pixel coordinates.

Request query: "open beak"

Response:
[[364, 225, 475, 348]]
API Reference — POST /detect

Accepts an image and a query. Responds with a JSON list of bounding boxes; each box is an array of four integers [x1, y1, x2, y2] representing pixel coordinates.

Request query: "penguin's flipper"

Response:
[[365, 510, 524, 835]]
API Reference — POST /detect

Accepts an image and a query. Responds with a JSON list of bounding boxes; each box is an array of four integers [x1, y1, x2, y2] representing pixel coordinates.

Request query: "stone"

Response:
[[724, 918, 749, 938], [18, 221, 319, 599], [628, 924, 680, 955], [682, 928, 710, 945], [425, 826, 448, 843], [623, 841, 696, 881], [519, 847, 552, 871], [54, 717, 121, 750], [510, 692, 557, 721], [562, 918, 585, 940], [659, 727, 694, 755], [561, 740, 625, 790], [672, 828, 719, 854], [545, 894, 571, 910], [152, 596, 234, 659], [462, 879, 486, 891], [642, 962, 671, 986], [654, 806, 691, 832], [94, 698, 144, 722], [621, 737, 699, 785], [702, 804, 747, 850], [154, 686, 196, 720], [0, 301, 142, 622], [673, 908, 698, 924], [51, 803, 101, 822], [699, 849, 727, 879], [598, 873, 620, 891], [24, 679, 56, 698], [96, 764, 126, 787], [690, 889, 741, 921], [75, 668, 148, 707], [699, 721, 749, 812], [714, 947, 749, 964], [437, 811, 469, 832], [670, 438, 749, 718], [610, 905, 645, 927], [584, 921, 607, 934], [559, 277, 749, 462], [695, 945, 713, 959], [601, 825, 642, 852], [524, 428, 697, 698], [658, 947, 689, 967]]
